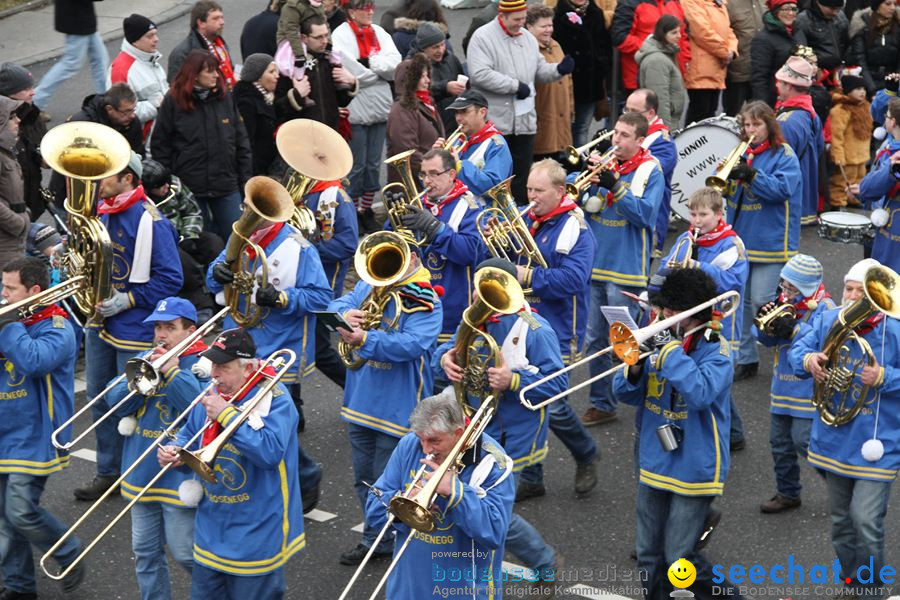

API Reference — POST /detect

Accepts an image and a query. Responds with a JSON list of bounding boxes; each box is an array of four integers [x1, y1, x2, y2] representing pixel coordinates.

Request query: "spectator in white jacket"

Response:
[[107, 14, 169, 142], [332, 0, 402, 233], [467, 0, 573, 203]]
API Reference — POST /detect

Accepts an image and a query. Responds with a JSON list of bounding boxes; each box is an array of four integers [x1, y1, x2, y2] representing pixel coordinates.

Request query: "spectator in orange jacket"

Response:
[[682, 0, 739, 123]]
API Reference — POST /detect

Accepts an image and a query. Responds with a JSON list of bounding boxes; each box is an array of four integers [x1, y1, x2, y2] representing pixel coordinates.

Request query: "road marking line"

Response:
[[351, 522, 364, 533], [71, 448, 96, 462], [75, 378, 86, 394], [305, 509, 336, 523]]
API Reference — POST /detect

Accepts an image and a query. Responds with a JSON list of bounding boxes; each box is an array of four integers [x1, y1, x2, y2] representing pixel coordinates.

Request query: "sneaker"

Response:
[[733, 362, 758, 381], [760, 493, 801, 514], [302, 482, 320, 514], [574, 462, 597, 495], [60, 558, 85, 593], [339, 543, 392, 566], [73, 475, 119, 501], [531, 553, 564, 600], [581, 407, 617, 426], [515, 481, 546, 502], [696, 507, 721, 550], [0, 590, 38, 600]]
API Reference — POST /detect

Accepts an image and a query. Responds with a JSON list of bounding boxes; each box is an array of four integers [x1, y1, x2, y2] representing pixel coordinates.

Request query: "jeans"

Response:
[[0, 474, 81, 593], [737, 262, 783, 365], [347, 423, 399, 551], [34, 32, 108, 110], [825, 472, 892, 600], [191, 564, 285, 600], [86, 328, 135, 477], [505, 473, 555, 572], [195, 191, 243, 246], [769, 413, 812, 499], [519, 397, 597, 485], [131, 502, 195, 600], [505, 134, 536, 205], [586, 281, 642, 412], [572, 101, 596, 148], [347, 122, 387, 199]]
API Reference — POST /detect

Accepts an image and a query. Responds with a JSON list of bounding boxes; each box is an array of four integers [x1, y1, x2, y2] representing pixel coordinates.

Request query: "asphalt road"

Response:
[[22, 1, 900, 598]]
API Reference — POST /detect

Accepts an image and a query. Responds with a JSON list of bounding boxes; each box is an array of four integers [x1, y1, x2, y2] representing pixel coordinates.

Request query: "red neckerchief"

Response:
[[425, 179, 469, 216], [779, 283, 829, 314], [647, 117, 669, 137], [98, 186, 146, 214], [497, 15, 522, 37], [416, 90, 437, 117], [745, 140, 771, 167], [245, 222, 284, 260], [181, 339, 209, 357], [776, 94, 816, 122], [856, 312, 885, 336], [613, 147, 652, 176], [460, 122, 502, 154], [681, 332, 699, 353], [203, 34, 235, 90], [695, 220, 737, 247], [309, 180, 342, 194], [201, 365, 276, 447], [529, 193, 577, 234], [22, 304, 67, 326], [348, 19, 380, 59], [483, 306, 538, 327]]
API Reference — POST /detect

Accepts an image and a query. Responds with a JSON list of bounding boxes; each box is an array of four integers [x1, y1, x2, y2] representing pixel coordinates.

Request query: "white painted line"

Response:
[[304, 508, 337, 523], [71, 448, 97, 462], [74, 379, 86, 394], [351, 521, 364, 533]]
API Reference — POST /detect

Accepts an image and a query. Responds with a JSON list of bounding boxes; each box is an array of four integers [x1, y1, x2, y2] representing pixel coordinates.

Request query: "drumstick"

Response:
[[838, 164, 856, 201]]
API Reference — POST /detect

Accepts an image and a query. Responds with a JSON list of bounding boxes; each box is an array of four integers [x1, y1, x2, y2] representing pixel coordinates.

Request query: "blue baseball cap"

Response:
[[142, 297, 198, 323]]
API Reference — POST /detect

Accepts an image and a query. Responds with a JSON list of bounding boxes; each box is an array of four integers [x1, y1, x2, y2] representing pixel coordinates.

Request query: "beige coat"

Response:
[[682, 0, 739, 89], [534, 39, 574, 155]]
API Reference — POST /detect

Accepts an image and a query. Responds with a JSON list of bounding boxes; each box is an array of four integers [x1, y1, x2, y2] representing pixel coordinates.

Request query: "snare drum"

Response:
[[670, 116, 742, 222], [817, 211, 876, 244]]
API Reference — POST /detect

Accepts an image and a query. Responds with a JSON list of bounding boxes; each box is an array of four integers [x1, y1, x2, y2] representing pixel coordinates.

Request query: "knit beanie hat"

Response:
[[498, 0, 527, 12], [840, 74, 866, 93], [32, 224, 62, 254], [241, 54, 274, 82], [845, 258, 879, 283], [767, 0, 796, 11], [818, 0, 844, 8], [0, 63, 33, 96], [415, 22, 445, 50], [123, 14, 157, 44], [780, 254, 823, 297]]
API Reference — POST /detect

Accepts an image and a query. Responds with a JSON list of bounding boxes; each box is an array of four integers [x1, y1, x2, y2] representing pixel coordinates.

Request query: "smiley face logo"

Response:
[[668, 558, 696, 589]]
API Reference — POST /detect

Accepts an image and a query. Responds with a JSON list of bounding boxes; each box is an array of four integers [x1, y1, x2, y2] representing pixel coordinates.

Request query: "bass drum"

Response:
[[670, 116, 741, 222]]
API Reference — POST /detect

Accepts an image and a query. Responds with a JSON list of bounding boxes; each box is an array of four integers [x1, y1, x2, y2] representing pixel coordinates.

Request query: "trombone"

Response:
[[519, 290, 741, 409], [0, 276, 86, 320], [563, 129, 614, 167], [50, 307, 230, 451]]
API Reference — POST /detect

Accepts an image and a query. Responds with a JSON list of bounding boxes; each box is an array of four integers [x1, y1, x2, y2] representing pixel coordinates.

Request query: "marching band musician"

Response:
[[434, 258, 566, 599], [398, 148, 485, 346], [328, 246, 443, 566], [576, 111, 664, 427], [513, 158, 598, 501], [789, 258, 900, 600], [206, 199, 332, 512], [433, 89, 513, 198], [0, 257, 83, 596], [76, 152, 184, 503], [363, 389, 515, 600], [725, 100, 802, 383], [612, 268, 735, 599], [158, 329, 305, 599], [105, 297, 207, 600], [753, 255, 833, 514]]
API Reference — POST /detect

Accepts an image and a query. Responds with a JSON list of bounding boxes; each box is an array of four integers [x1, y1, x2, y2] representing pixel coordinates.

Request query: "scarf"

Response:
[[181, 338, 209, 357], [416, 90, 437, 117], [22, 304, 68, 327], [425, 179, 469, 216], [856, 312, 885, 336], [529, 193, 577, 234], [779, 283, 829, 313], [348, 19, 380, 59], [202, 34, 235, 89], [614, 147, 652, 176], [776, 94, 816, 122], [245, 222, 284, 260], [497, 15, 522, 37], [98, 186, 145, 215], [201, 365, 276, 447], [253, 81, 274, 106], [695, 220, 737, 247], [647, 118, 669, 137], [309, 180, 342, 194], [745, 140, 771, 167], [460, 122, 502, 154]]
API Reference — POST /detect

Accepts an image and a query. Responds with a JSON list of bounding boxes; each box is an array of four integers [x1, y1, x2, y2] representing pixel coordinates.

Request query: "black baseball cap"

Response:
[[447, 89, 488, 110], [201, 328, 257, 364]]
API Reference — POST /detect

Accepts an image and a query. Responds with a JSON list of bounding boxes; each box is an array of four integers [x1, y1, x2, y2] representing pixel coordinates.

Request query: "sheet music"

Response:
[[601, 306, 638, 331]]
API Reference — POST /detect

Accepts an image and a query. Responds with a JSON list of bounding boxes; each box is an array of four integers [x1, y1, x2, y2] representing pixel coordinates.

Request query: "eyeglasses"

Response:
[[778, 5, 799, 12], [623, 107, 650, 115], [307, 33, 329, 40], [419, 168, 451, 179], [113, 105, 136, 115]]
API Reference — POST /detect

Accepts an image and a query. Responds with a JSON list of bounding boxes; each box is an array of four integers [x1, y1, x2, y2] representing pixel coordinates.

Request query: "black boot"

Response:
[[733, 362, 758, 381]]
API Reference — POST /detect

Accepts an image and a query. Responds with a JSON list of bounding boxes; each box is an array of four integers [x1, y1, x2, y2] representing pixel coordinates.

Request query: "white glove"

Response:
[[97, 291, 132, 317]]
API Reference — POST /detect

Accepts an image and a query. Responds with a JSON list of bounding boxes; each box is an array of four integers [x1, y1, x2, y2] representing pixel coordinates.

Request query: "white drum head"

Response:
[[818, 211, 870, 227], [670, 116, 741, 221]]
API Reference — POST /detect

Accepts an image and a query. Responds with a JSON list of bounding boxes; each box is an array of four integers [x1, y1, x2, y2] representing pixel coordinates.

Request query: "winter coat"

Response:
[[332, 22, 401, 125], [726, 0, 766, 83], [426, 49, 466, 135], [463, 2, 499, 56], [273, 51, 357, 130], [54, 0, 99, 36], [107, 39, 169, 126], [534, 39, 574, 154], [636, 36, 686, 129], [276, 0, 325, 56], [750, 12, 796, 106], [12, 102, 47, 219], [682, 0, 739, 89], [168, 31, 234, 84], [240, 5, 279, 61], [386, 61, 445, 183], [829, 92, 874, 166], [233, 81, 278, 176], [467, 18, 562, 135], [552, 0, 612, 104], [794, 4, 850, 70], [611, 0, 691, 90], [848, 7, 900, 94], [150, 90, 253, 198], [0, 97, 30, 269]]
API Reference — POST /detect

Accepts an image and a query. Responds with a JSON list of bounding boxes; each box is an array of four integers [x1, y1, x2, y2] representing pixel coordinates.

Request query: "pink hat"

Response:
[[775, 56, 815, 88]]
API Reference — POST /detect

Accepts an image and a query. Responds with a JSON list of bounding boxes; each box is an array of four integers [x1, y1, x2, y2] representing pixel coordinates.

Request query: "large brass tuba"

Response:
[[40, 122, 132, 324], [477, 177, 548, 282], [706, 134, 754, 192], [338, 231, 412, 370], [811, 264, 900, 426], [381, 149, 426, 245], [222, 177, 294, 328], [276, 119, 353, 238]]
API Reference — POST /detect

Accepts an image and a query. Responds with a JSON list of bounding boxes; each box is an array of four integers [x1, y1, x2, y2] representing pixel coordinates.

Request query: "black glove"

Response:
[[771, 315, 797, 340], [727, 158, 756, 182], [211, 261, 234, 285], [256, 283, 284, 308], [400, 207, 442, 241], [886, 75, 900, 93], [650, 328, 674, 351], [557, 55, 575, 75], [9, 203, 26, 214], [592, 130, 613, 154], [0, 311, 18, 332], [179, 237, 198, 256], [596, 168, 619, 191], [516, 81, 531, 100]]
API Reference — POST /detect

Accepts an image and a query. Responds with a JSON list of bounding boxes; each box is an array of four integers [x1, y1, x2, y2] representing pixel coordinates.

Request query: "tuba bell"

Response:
[[381, 149, 427, 246]]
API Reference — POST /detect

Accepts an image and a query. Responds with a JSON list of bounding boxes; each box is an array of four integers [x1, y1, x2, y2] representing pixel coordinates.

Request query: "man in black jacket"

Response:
[[241, 0, 280, 60], [794, 0, 850, 76], [168, 1, 235, 88]]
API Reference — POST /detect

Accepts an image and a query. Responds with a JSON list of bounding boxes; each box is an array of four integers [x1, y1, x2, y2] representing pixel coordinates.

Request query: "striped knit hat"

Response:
[[780, 254, 823, 298], [498, 0, 527, 12]]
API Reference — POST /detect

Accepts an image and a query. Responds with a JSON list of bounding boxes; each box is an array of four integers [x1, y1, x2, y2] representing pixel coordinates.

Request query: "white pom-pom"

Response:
[[117, 416, 138, 436], [192, 357, 212, 379], [178, 479, 204, 507], [874, 126, 887, 141], [862, 439, 884, 462], [871, 208, 890, 228], [583, 195, 604, 214]]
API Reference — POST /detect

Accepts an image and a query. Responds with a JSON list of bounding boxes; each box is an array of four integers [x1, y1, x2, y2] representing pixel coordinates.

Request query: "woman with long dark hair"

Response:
[[151, 49, 252, 242]]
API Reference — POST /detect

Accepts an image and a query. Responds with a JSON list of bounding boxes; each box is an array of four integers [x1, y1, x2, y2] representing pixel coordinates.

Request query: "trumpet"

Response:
[[51, 307, 229, 451], [443, 126, 466, 154], [566, 145, 619, 202], [706, 134, 754, 192], [753, 302, 798, 337], [381, 149, 426, 246], [477, 177, 548, 282], [520, 291, 741, 409], [563, 129, 614, 166], [667, 227, 700, 269]]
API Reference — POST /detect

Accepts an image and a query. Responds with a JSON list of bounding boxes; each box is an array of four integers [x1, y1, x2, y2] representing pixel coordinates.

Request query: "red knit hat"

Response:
[[767, 0, 797, 11], [498, 0, 527, 12]]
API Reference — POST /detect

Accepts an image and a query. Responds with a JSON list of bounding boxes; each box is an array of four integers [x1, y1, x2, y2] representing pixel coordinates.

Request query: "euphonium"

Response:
[[381, 149, 426, 246], [443, 126, 466, 154], [338, 231, 411, 370], [476, 177, 548, 279], [811, 265, 900, 426], [40, 122, 132, 324], [222, 177, 294, 328], [666, 227, 700, 269], [706, 134, 755, 192]]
